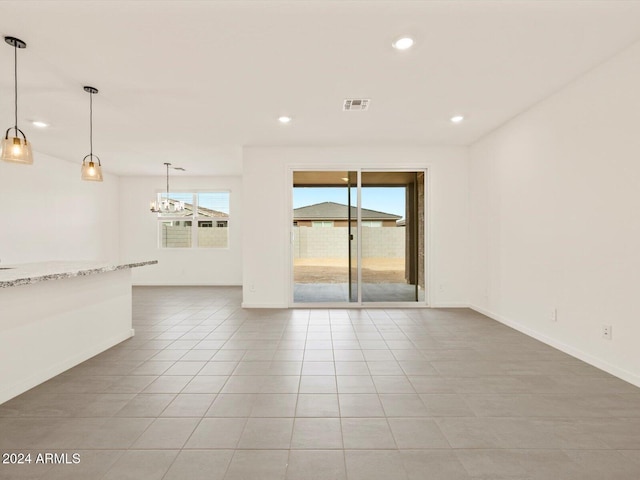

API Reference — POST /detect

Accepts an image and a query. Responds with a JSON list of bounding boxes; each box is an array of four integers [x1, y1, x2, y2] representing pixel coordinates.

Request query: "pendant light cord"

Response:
[[13, 42, 18, 131], [89, 91, 93, 156], [166, 163, 170, 196]]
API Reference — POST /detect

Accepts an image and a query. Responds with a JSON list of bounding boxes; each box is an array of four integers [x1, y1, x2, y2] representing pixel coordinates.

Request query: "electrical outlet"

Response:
[[249, 283, 256, 293], [550, 308, 557, 322], [602, 325, 612, 340]]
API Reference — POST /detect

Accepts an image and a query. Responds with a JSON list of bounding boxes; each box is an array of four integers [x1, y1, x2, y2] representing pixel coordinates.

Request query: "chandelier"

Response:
[[150, 163, 185, 213]]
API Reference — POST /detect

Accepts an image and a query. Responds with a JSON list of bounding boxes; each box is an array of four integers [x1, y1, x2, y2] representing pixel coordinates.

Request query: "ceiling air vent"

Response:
[[343, 99, 370, 111]]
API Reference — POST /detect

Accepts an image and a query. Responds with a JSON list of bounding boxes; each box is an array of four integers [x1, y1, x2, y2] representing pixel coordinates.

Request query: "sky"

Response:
[[293, 187, 406, 217]]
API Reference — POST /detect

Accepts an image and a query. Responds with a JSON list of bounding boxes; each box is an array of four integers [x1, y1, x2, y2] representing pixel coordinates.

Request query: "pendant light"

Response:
[[150, 163, 185, 213], [1, 36, 33, 164], [80, 86, 103, 182]]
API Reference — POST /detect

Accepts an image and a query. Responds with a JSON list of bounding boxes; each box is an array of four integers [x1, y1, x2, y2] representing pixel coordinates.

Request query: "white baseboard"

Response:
[[470, 304, 640, 389], [241, 302, 288, 309], [430, 303, 469, 308], [242, 302, 464, 309], [133, 283, 242, 287]]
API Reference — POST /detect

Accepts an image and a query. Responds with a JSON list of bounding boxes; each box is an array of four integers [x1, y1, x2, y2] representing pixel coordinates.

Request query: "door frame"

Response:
[[288, 166, 431, 308]]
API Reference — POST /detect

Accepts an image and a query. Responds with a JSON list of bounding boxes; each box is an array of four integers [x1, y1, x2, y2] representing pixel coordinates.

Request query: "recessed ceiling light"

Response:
[[32, 120, 48, 128], [450, 115, 464, 124], [392, 37, 414, 50], [278, 116, 292, 124]]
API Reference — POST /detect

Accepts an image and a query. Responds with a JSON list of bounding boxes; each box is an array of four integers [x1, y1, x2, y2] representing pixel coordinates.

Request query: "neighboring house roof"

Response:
[[166, 199, 229, 218], [293, 201, 401, 221], [195, 205, 229, 218]]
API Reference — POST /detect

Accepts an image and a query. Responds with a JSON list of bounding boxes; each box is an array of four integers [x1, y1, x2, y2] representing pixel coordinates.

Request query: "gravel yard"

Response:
[[294, 258, 405, 284]]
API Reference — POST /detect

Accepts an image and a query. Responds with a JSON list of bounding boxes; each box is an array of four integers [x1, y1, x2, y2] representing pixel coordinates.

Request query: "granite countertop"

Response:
[[0, 260, 158, 288]]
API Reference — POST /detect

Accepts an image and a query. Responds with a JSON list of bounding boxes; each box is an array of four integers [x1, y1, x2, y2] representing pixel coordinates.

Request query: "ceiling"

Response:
[[1, 1, 640, 176]]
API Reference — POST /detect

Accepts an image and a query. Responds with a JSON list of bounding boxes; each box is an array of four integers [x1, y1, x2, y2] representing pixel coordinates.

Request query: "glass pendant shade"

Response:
[[81, 156, 103, 182], [0, 132, 33, 164]]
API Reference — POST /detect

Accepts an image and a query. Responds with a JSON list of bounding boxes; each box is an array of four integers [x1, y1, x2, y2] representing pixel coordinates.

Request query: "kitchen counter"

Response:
[[0, 259, 157, 404], [0, 260, 158, 288]]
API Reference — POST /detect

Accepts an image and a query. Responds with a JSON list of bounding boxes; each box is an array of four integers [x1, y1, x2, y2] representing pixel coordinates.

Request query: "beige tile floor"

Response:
[[1, 286, 640, 479]]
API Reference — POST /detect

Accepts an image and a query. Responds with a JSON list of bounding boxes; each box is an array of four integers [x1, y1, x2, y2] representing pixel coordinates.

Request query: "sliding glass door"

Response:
[[292, 169, 425, 305], [360, 171, 425, 302], [292, 171, 358, 303]]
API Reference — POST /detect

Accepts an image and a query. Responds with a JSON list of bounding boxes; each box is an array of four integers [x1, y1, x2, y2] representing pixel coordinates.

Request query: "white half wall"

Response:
[[119, 175, 243, 285], [242, 146, 469, 308], [469, 41, 640, 386], [0, 269, 133, 404], [0, 152, 119, 264]]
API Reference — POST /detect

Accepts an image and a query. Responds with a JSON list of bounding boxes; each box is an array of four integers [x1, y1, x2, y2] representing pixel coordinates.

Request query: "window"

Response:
[[312, 221, 334, 227], [361, 220, 382, 227], [156, 191, 230, 248]]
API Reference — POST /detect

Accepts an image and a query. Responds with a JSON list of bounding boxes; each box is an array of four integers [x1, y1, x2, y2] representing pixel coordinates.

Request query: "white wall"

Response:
[[243, 146, 469, 307], [0, 152, 119, 264], [469, 41, 640, 386], [119, 175, 243, 285]]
